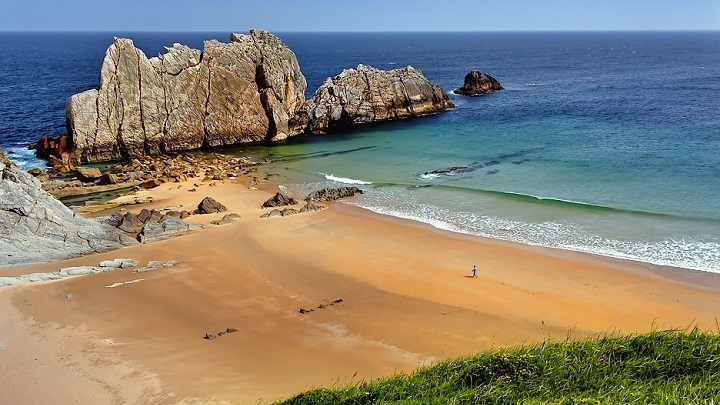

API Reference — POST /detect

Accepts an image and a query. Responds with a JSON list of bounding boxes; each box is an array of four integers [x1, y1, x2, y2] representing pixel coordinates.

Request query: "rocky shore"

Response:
[[0, 147, 135, 268]]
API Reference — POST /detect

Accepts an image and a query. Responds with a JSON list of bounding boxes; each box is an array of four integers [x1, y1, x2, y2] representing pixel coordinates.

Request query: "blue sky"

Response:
[[1, 0, 719, 32]]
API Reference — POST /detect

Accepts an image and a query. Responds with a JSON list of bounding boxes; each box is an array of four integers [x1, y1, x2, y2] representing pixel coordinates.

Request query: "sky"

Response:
[[1, 0, 719, 32]]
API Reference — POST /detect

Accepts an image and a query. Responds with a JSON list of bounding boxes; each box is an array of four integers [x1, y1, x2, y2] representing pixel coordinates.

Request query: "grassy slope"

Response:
[[278, 329, 720, 404]]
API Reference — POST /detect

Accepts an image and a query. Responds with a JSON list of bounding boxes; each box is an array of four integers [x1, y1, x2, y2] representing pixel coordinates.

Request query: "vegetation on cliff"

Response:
[[279, 329, 720, 404]]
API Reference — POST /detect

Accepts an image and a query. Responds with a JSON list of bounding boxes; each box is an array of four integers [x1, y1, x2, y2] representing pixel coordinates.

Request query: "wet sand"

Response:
[[2, 177, 719, 404]]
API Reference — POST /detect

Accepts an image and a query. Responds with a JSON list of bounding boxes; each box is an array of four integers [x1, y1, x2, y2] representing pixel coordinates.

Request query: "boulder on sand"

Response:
[[194, 196, 228, 214], [262, 192, 298, 208]]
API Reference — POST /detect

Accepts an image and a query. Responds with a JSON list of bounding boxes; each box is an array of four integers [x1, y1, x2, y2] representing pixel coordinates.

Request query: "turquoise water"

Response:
[[239, 112, 720, 272], [1, 31, 718, 272]]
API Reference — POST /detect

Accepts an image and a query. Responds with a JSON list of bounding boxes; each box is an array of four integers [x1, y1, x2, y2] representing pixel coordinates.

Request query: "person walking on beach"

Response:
[[472, 265, 477, 278]]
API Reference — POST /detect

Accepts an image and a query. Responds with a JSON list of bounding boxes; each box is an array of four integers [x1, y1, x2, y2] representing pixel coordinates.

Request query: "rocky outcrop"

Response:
[[65, 30, 306, 163], [304, 187, 363, 202], [105, 208, 198, 243], [137, 216, 193, 243], [0, 147, 136, 268], [291, 65, 454, 134], [194, 196, 228, 214], [454, 70, 503, 95], [211, 213, 241, 225], [262, 192, 298, 208]]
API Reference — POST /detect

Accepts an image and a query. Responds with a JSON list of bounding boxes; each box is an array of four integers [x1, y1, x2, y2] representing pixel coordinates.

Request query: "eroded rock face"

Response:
[[290, 64, 454, 134], [0, 148, 136, 268], [66, 30, 307, 163], [454, 70, 503, 95]]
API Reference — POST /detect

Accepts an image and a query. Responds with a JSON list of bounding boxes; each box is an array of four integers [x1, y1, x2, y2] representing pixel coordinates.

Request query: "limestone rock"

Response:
[[137, 216, 191, 243], [195, 196, 228, 214], [65, 31, 307, 163], [299, 201, 326, 213], [99, 172, 119, 185], [290, 65, 454, 134], [280, 208, 299, 217], [454, 70, 503, 95], [211, 213, 241, 225], [0, 147, 136, 269], [138, 179, 162, 189], [99, 258, 138, 269], [262, 192, 298, 208], [260, 209, 282, 219], [304, 187, 364, 202], [75, 167, 102, 182], [117, 212, 145, 234]]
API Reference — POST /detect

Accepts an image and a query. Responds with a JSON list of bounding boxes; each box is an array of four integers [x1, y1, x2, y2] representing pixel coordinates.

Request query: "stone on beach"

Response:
[[299, 201, 326, 213], [195, 196, 228, 214], [137, 216, 192, 244], [133, 260, 179, 273], [304, 187, 363, 202], [261, 192, 298, 208], [99, 258, 138, 269], [211, 213, 241, 225]]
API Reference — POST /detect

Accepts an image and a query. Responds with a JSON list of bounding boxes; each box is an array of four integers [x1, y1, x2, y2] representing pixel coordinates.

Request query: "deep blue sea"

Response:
[[1, 31, 718, 272]]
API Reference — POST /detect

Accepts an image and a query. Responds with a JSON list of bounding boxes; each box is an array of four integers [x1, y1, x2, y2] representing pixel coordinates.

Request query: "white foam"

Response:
[[3, 146, 46, 170], [346, 188, 720, 274], [324, 174, 372, 185], [419, 173, 439, 180]]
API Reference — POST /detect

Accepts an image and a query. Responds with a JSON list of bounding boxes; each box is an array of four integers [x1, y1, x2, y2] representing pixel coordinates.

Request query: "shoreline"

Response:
[[2, 166, 720, 403], [332, 202, 720, 293]]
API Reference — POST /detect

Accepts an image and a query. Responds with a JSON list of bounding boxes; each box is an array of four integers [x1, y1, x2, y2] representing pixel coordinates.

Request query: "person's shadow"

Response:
[[463, 275, 476, 278]]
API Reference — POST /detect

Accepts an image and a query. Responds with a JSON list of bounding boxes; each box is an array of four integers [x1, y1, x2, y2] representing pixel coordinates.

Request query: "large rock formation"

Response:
[[65, 30, 306, 163], [454, 70, 503, 95], [290, 65, 455, 134], [0, 148, 136, 268]]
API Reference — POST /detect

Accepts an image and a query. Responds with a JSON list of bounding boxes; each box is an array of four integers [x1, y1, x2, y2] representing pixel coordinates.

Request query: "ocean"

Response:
[[0, 31, 718, 273]]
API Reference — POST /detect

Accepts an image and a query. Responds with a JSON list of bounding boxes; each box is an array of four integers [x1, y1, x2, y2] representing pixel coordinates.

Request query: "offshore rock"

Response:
[[0, 148, 136, 269], [290, 64, 454, 134], [65, 30, 306, 163], [454, 70, 503, 95]]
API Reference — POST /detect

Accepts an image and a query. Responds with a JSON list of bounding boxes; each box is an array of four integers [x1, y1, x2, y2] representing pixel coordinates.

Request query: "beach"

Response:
[[1, 173, 719, 404]]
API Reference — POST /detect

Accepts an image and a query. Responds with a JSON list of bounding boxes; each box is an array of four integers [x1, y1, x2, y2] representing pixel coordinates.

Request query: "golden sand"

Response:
[[1, 177, 719, 404]]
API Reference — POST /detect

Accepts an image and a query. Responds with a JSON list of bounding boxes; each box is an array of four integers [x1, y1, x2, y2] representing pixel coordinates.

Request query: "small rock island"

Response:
[[454, 70, 503, 95]]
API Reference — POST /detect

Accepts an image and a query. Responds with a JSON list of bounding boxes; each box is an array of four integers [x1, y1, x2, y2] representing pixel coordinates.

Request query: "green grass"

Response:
[[277, 329, 720, 404]]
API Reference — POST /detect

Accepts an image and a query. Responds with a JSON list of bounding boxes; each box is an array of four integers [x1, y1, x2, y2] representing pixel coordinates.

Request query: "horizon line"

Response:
[[1, 29, 719, 34]]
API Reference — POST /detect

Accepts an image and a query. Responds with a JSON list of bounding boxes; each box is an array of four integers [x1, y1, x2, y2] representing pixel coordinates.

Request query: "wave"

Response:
[[2, 146, 46, 170], [373, 181, 717, 223], [346, 189, 720, 273], [323, 174, 373, 185]]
